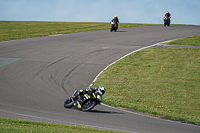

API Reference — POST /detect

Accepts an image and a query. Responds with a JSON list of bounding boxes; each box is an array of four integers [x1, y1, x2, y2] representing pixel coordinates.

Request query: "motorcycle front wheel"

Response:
[[64, 98, 74, 108], [81, 100, 96, 111], [110, 25, 115, 32]]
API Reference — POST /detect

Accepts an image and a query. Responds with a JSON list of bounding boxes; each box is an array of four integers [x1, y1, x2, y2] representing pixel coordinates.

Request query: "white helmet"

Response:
[[98, 86, 106, 95]]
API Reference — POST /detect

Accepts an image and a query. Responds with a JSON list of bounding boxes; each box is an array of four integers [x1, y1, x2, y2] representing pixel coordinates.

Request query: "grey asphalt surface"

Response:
[[0, 25, 200, 133]]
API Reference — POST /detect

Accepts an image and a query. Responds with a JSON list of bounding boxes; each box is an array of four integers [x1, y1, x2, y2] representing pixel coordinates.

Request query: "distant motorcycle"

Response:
[[64, 90, 102, 111], [110, 20, 118, 32], [163, 15, 170, 26]]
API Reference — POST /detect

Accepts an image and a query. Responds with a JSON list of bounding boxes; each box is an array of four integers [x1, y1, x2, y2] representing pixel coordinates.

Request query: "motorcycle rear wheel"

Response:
[[82, 100, 96, 111], [164, 21, 170, 26], [164, 21, 167, 26], [64, 98, 74, 108]]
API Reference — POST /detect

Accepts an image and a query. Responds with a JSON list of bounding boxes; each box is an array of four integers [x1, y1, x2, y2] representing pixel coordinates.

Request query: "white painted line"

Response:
[[49, 34, 63, 36]]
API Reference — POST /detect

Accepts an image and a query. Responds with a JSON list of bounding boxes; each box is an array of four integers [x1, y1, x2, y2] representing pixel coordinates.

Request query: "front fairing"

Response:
[[163, 16, 170, 21], [110, 20, 117, 26]]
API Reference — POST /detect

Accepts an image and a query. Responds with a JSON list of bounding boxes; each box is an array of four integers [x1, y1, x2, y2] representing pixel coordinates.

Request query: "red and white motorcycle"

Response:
[[110, 20, 118, 32], [163, 15, 170, 26]]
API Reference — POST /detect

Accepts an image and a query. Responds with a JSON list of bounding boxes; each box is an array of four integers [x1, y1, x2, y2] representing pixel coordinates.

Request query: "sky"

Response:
[[0, 0, 200, 25]]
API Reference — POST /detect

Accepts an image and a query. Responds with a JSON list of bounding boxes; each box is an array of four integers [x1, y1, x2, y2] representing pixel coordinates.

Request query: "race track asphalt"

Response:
[[0, 25, 200, 133]]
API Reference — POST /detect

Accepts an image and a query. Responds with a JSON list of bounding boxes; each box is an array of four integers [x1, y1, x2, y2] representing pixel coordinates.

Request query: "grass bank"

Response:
[[167, 35, 200, 46], [92, 35, 200, 124], [0, 21, 157, 42], [0, 117, 121, 133]]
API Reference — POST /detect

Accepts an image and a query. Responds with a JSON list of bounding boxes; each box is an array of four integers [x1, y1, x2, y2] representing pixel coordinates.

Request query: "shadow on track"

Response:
[[90, 110, 124, 114], [66, 107, 124, 114], [116, 31, 127, 32]]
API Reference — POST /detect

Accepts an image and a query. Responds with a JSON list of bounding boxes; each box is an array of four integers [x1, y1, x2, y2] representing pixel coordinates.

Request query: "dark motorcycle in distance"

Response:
[[163, 15, 170, 26], [64, 90, 102, 111], [110, 20, 118, 32]]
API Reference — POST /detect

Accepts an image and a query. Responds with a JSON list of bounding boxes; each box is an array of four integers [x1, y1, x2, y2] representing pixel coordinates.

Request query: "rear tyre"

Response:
[[64, 98, 74, 108], [167, 22, 170, 26], [81, 100, 96, 111]]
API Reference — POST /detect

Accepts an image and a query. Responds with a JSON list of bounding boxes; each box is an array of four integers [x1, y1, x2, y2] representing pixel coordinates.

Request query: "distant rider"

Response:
[[164, 11, 171, 25], [165, 11, 171, 18], [111, 15, 119, 29]]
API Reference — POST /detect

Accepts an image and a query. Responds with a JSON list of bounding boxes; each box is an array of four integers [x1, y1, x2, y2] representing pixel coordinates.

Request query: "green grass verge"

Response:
[[0, 21, 157, 42], [0, 117, 122, 133], [92, 36, 200, 124], [168, 35, 200, 46]]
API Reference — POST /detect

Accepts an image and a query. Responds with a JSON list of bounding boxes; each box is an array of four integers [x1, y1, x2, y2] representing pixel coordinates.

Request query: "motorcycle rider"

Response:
[[164, 11, 171, 26], [165, 11, 171, 18], [111, 15, 119, 29], [76, 86, 106, 102], [79, 86, 106, 96], [64, 86, 106, 110]]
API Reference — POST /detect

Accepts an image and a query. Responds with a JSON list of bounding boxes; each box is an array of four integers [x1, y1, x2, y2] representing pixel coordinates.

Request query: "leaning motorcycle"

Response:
[[64, 90, 102, 111], [110, 20, 118, 32], [163, 15, 170, 26]]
